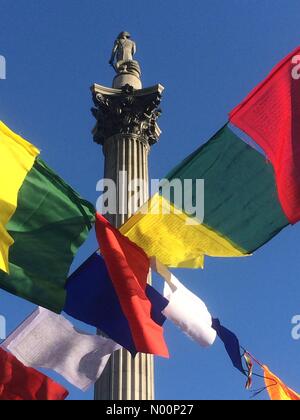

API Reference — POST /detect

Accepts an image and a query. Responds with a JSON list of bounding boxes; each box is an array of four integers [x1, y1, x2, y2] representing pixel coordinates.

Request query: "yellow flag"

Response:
[[120, 194, 246, 269], [263, 365, 300, 401], [0, 122, 39, 273]]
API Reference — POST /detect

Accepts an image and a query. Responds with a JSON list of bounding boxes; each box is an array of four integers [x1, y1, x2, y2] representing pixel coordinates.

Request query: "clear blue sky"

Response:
[[1, 0, 300, 400]]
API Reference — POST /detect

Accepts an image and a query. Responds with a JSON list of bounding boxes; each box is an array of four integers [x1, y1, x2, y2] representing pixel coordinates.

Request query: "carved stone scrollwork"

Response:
[[91, 83, 164, 147]]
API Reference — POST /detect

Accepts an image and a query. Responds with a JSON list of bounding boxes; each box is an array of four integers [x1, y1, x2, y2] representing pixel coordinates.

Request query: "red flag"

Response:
[[0, 348, 68, 400], [230, 47, 300, 224], [95, 213, 169, 358]]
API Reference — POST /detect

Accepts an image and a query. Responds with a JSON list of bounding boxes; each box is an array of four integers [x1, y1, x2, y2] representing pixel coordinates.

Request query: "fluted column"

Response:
[[95, 134, 153, 400], [91, 83, 163, 401]]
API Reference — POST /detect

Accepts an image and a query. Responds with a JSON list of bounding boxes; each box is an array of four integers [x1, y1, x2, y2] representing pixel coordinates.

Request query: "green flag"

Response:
[[0, 158, 95, 313]]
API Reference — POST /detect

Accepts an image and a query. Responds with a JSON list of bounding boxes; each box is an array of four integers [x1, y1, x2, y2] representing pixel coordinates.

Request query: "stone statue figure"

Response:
[[109, 32, 141, 80], [109, 32, 136, 70]]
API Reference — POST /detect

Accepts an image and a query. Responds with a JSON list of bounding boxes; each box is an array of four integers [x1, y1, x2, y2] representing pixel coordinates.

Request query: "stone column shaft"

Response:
[[91, 83, 163, 401], [94, 135, 153, 400]]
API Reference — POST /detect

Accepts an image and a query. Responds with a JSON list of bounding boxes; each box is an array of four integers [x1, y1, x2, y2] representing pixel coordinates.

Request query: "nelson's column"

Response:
[[91, 32, 164, 400]]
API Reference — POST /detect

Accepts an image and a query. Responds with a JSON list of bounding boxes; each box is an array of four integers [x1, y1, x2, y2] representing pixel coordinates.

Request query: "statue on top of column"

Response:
[[109, 32, 141, 79]]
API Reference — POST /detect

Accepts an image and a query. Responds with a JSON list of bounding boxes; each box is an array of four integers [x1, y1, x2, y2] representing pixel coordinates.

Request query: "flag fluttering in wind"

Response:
[[151, 258, 216, 347], [2, 307, 120, 391], [212, 318, 245, 375], [95, 213, 169, 358], [212, 320, 300, 399], [120, 125, 288, 268], [0, 347, 68, 400], [263, 366, 300, 401], [230, 47, 300, 225], [0, 46, 299, 399], [0, 122, 95, 313], [119, 48, 300, 269], [64, 252, 169, 356], [0, 122, 39, 274], [163, 275, 216, 347]]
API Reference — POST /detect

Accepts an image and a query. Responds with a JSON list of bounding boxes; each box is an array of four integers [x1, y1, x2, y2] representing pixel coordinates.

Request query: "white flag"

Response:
[[163, 274, 217, 347], [151, 257, 216, 347], [2, 307, 121, 391]]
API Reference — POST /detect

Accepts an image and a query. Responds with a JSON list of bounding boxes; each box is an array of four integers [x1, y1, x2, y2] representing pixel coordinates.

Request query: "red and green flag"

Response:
[[121, 124, 288, 268], [121, 49, 300, 268], [230, 46, 300, 224]]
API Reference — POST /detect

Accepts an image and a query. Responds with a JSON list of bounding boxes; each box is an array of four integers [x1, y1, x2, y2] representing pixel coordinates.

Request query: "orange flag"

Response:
[[263, 365, 300, 401]]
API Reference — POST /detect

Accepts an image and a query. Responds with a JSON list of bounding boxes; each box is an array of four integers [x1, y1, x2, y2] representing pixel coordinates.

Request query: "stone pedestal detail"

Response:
[[113, 60, 142, 90], [91, 83, 164, 400]]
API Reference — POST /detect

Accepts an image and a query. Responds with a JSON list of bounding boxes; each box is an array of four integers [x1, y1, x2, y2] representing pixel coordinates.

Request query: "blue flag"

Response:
[[212, 318, 245, 375], [64, 253, 169, 356]]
